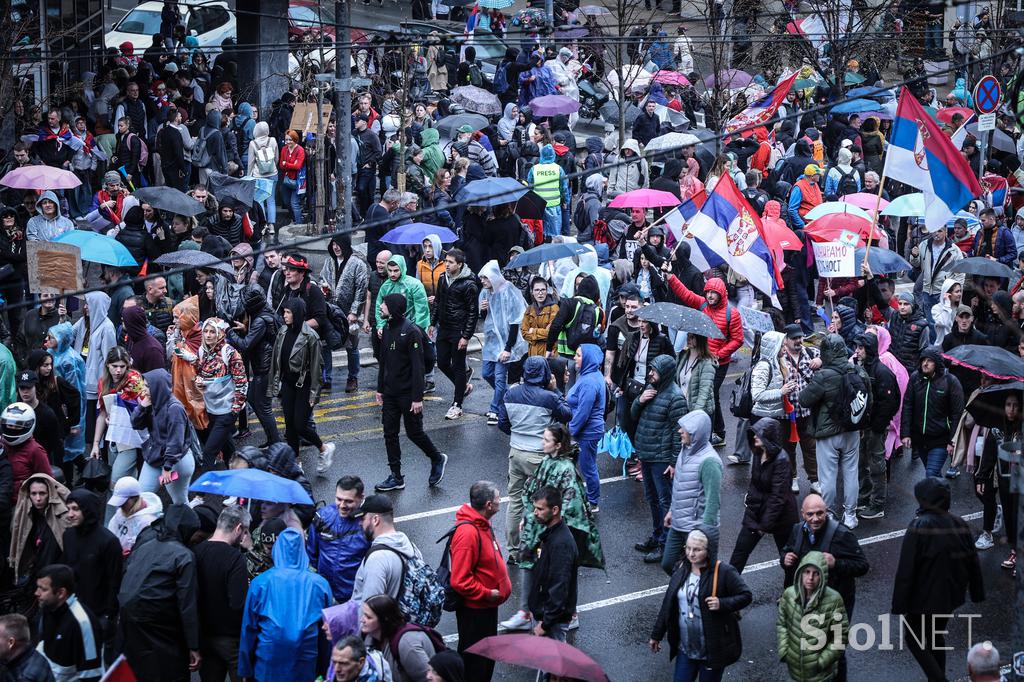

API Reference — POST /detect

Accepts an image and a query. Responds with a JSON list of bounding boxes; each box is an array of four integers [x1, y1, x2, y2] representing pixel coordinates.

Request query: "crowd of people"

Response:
[[0, 0, 1022, 680]]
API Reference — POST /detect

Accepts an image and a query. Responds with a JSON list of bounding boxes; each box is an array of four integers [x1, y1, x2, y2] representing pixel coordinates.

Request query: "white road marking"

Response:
[[394, 475, 629, 523], [441, 511, 985, 643]]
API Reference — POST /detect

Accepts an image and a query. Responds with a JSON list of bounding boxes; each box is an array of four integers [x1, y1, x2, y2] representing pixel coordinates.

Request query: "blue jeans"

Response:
[[924, 22, 943, 52], [482, 359, 508, 414], [917, 447, 948, 478], [262, 176, 277, 225], [560, 204, 571, 236], [641, 461, 673, 545], [578, 438, 600, 504], [345, 345, 360, 382], [674, 657, 724, 682], [543, 206, 561, 240], [139, 452, 195, 505], [280, 180, 302, 224]]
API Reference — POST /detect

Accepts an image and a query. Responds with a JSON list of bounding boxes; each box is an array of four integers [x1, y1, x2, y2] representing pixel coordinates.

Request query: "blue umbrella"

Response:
[[830, 98, 880, 114], [456, 177, 529, 207], [189, 469, 313, 505], [507, 242, 592, 269], [53, 230, 137, 267], [880, 192, 925, 217], [846, 86, 893, 101], [855, 247, 911, 274], [381, 223, 458, 245], [945, 210, 981, 230]]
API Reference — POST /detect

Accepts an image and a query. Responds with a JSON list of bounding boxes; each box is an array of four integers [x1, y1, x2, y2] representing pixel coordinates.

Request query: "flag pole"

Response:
[[864, 172, 886, 263]]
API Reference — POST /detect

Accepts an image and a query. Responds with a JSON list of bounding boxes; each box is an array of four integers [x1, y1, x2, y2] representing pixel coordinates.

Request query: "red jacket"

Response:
[[449, 504, 512, 609], [667, 275, 743, 364], [7, 438, 51, 507]]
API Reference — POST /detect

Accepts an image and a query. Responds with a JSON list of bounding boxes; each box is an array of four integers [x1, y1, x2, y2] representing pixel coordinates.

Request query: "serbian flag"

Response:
[[101, 655, 138, 681], [665, 174, 779, 301], [950, 112, 976, 149], [883, 87, 982, 232], [725, 71, 800, 134]]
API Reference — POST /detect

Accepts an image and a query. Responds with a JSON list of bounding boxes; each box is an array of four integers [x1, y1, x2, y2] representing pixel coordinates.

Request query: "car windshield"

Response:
[[117, 8, 162, 35], [471, 29, 504, 60], [289, 3, 333, 26]]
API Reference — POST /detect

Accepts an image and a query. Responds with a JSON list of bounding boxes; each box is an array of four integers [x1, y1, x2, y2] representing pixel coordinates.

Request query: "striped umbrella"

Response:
[[477, 0, 515, 8]]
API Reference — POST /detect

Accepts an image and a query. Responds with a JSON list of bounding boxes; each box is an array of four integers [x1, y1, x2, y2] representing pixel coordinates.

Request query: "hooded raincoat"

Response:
[[9, 473, 69, 584], [869, 326, 909, 458], [49, 322, 87, 459], [167, 297, 208, 430], [478, 260, 528, 362], [566, 344, 606, 443], [559, 244, 612, 307], [239, 528, 332, 682], [72, 291, 117, 401], [375, 253, 431, 331]]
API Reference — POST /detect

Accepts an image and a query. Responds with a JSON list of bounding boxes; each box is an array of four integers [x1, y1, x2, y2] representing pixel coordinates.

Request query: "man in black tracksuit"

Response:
[[376, 293, 447, 493], [854, 333, 900, 519], [900, 346, 965, 479]]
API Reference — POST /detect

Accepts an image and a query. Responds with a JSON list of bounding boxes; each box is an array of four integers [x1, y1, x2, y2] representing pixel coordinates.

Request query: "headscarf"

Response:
[[200, 316, 229, 353]]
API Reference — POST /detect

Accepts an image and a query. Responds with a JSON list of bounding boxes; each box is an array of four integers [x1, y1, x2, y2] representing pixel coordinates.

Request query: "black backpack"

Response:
[[563, 298, 603, 350], [828, 366, 872, 431], [435, 521, 479, 612], [836, 167, 860, 197], [729, 329, 759, 419]]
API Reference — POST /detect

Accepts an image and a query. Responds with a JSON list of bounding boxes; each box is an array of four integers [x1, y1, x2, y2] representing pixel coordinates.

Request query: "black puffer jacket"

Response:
[[116, 206, 160, 276], [226, 289, 280, 374], [431, 263, 480, 341], [650, 524, 752, 667], [857, 333, 900, 433], [741, 419, 797, 534], [900, 346, 965, 449], [887, 302, 929, 371]]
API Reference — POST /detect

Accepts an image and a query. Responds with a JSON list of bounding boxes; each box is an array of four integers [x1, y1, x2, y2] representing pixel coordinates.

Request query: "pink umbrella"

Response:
[[841, 192, 890, 212], [652, 70, 691, 87], [467, 635, 610, 682], [608, 188, 680, 209], [1, 165, 81, 189]]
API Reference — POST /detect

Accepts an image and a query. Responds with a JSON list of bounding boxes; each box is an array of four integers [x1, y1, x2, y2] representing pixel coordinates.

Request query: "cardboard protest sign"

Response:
[[26, 241, 83, 294]]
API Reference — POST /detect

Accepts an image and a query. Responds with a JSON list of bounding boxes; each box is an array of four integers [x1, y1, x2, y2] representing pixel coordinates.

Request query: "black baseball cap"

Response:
[[784, 324, 803, 339], [16, 370, 37, 388], [352, 494, 394, 518]]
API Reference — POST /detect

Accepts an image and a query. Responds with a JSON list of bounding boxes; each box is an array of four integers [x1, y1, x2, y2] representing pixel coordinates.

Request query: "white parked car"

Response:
[[104, 1, 235, 52]]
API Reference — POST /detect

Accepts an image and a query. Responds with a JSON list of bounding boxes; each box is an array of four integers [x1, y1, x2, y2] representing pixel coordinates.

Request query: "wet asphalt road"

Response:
[[253, 345, 1016, 682]]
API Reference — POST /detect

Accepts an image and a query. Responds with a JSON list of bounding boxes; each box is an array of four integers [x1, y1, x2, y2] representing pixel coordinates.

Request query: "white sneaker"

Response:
[[994, 504, 1004, 534], [317, 442, 335, 475], [568, 614, 580, 630], [810, 481, 822, 495], [843, 513, 859, 530], [976, 531, 995, 550], [499, 610, 532, 631], [791, 478, 799, 493], [486, 411, 498, 425], [445, 404, 464, 420]]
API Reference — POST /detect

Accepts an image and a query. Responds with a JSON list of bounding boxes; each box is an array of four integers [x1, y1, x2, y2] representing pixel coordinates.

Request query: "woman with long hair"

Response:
[[193, 317, 248, 472], [132, 368, 197, 504], [166, 296, 208, 431], [500, 423, 604, 631], [975, 392, 1021, 575], [676, 334, 717, 421], [649, 527, 752, 682], [28, 347, 83, 482], [361, 594, 441, 682], [268, 298, 335, 469], [88, 346, 147, 484], [425, 167, 454, 228]]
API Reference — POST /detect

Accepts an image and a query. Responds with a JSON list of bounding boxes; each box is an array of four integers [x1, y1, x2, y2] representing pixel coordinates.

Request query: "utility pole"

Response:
[[335, 0, 353, 231], [545, 0, 554, 32]]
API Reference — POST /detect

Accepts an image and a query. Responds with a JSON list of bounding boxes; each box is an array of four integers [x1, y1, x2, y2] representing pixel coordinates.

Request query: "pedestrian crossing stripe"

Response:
[[271, 395, 444, 424]]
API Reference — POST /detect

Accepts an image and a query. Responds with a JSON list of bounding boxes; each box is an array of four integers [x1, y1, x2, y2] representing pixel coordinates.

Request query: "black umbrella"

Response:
[[207, 171, 256, 209], [515, 191, 545, 221], [436, 113, 490, 140], [951, 257, 1016, 280], [599, 101, 641, 128], [153, 250, 236, 277], [132, 186, 205, 216], [635, 302, 724, 339], [943, 344, 1024, 381], [966, 381, 1024, 428]]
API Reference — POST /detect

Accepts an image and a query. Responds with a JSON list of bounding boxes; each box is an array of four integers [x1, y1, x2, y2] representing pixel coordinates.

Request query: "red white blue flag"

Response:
[[725, 72, 800, 134]]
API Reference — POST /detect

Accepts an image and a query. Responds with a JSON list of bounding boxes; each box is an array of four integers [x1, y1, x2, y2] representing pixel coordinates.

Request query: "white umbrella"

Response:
[[644, 132, 701, 156], [966, 123, 1017, 154]]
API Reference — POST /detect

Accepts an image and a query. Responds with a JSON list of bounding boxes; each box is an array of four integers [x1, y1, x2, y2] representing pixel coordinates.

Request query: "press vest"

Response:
[[533, 163, 562, 208]]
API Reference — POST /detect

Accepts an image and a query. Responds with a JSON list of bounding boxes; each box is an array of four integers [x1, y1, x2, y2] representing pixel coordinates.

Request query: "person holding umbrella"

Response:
[[649, 527, 752, 681]]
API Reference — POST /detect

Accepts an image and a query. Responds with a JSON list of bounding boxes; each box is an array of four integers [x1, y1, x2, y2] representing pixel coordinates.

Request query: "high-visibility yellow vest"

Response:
[[532, 163, 562, 208]]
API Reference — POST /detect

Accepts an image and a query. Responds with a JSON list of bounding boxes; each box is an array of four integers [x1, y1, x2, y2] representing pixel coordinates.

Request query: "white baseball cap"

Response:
[[107, 476, 142, 507]]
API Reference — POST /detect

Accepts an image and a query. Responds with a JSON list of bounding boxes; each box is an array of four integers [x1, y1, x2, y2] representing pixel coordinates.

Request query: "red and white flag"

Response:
[[725, 72, 800, 134]]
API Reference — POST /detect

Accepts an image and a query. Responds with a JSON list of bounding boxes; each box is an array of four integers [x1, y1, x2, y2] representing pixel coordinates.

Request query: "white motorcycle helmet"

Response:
[[1, 402, 36, 446]]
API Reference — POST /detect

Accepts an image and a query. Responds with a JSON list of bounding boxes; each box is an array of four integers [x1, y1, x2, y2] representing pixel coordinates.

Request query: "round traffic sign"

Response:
[[974, 75, 1002, 115]]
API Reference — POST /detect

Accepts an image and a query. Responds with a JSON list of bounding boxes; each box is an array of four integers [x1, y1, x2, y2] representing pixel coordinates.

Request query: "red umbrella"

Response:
[[804, 212, 883, 245], [608, 188, 680, 209], [937, 106, 973, 124], [761, 217, 803, 252], [466, 634, 610, 682]]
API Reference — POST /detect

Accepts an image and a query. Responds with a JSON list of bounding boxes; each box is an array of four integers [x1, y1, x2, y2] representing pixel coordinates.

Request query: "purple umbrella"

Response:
[[529, 94, 581, 117], [554, 26, 588, 39], [0, 165, 81, 189], [706, 69, 753, 90]]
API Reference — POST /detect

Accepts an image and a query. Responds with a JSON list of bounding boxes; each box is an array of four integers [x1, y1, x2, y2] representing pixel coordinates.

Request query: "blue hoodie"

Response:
[[239, 528, 332, 681], [567, 344, 606, 442]]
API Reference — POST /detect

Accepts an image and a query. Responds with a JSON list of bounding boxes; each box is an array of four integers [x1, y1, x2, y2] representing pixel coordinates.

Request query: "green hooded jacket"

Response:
[[419, 128, 444, 183], [798, 333, 870, 439], [519, 446, 605, 570], [776, 551, 848, 682], [375, 254, 430, 331], [631, 354, 688, 463]]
